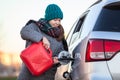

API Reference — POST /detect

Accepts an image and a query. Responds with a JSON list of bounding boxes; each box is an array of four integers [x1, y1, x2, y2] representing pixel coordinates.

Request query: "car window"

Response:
[[67, 12, 88, 45], [66, 18, 79, 46], [70, 20, 82, 45], [93, 2, 120, 32]]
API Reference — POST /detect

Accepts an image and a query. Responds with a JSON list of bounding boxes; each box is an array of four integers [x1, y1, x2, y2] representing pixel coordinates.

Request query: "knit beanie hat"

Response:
[[45, 4, 63, 21]]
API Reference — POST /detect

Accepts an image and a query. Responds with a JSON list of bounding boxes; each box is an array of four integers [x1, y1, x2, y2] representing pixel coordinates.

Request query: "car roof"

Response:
[[90, 0, 120, 9]]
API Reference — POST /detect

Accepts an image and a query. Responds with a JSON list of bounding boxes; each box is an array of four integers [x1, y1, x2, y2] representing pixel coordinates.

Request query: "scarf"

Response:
[[25, 19, 68, 51], [37, 18, 62, 38]]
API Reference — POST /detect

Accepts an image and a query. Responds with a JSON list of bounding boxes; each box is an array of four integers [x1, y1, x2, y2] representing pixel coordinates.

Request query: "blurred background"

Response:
[[0, 0, 97, 80]]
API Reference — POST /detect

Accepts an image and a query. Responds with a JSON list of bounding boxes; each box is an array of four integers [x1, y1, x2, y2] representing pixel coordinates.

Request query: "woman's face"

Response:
[[48, 18, 61, 27]]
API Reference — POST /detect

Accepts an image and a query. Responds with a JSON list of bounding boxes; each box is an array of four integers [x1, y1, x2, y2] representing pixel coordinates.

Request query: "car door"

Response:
[[66, 12, 89, 80]]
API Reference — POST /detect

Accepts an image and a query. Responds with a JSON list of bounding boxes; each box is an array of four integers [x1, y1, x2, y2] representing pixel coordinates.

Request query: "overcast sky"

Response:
[[0, 0, 97, 53]]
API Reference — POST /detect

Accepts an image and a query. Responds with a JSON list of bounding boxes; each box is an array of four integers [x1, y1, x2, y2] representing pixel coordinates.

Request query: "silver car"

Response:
[[64, 0, 120, 80]]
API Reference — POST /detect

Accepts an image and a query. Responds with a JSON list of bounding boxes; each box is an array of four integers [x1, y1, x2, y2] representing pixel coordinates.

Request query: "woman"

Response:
[[17, 4, 68, 80]]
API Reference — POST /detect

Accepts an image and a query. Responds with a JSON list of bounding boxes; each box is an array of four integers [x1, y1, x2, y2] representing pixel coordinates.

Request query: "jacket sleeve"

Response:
[[20, 23, 43, 42], [55, 42, 65, 57]]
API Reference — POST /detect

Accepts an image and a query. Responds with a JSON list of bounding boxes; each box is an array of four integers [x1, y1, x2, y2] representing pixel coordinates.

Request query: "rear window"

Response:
[[93, 2, 120, 32]]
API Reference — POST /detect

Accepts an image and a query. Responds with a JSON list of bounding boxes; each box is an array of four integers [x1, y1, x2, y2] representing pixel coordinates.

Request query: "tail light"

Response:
[[86, 39, 120, 62]]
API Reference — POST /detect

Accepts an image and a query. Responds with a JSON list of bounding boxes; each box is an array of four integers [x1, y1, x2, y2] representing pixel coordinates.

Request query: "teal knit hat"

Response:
[[45, 4, 63, 21]]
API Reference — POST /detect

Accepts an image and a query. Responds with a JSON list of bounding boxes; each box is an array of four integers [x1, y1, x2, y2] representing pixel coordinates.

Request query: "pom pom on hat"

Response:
[[45, 4, 63, 21]]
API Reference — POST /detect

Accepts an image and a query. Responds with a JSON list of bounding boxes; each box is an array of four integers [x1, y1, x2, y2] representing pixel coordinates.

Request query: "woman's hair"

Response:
[[56, 25, 65, 41]]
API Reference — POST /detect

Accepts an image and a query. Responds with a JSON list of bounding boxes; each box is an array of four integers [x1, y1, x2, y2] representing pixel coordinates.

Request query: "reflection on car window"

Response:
[[66, 18, 79, 46], [69, 13, 88, 45], [70, 32, 80, 44]]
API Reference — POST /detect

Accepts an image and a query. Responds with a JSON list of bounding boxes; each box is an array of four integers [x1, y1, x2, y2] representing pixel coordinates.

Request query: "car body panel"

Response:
[[66, 0, 120, 80]]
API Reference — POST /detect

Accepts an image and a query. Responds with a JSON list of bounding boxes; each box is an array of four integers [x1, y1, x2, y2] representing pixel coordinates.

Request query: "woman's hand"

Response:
[[53, 57, 59, 64], [42, 37, 50, 49]]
